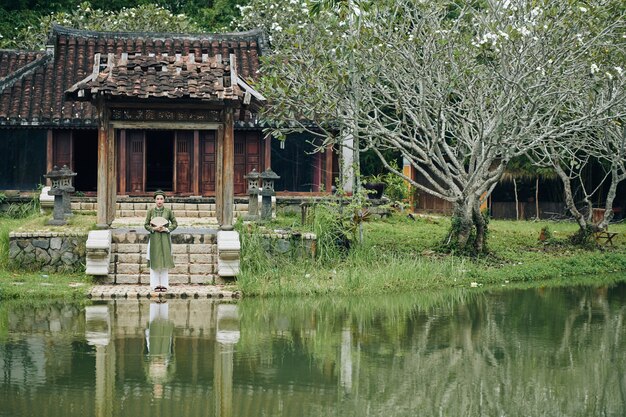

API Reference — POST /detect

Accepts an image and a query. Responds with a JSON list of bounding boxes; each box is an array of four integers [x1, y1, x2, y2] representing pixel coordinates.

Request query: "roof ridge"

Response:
[[51, 24, 267, 44], [0, 53, 52, 94]]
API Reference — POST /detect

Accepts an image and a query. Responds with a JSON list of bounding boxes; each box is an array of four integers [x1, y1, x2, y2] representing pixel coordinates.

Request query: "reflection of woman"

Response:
[[145, 301, 175, 399], [145, 190, 178, 292]]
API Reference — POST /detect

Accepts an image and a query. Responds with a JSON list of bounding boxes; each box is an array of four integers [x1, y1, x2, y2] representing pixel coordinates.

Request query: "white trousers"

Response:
[[150, 269, 169, 290]]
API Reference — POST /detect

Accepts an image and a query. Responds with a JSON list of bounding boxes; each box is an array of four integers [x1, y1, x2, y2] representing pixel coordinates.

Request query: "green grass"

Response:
[[0, 213, 95, 300], [238, 213, 626, 297]]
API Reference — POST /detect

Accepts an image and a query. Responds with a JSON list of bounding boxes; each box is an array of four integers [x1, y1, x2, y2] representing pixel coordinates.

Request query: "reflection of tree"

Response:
[[237, 285, 626, 416]]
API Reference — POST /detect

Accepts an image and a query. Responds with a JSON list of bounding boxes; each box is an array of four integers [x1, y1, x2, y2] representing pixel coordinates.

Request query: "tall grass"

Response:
[[237, 208, 626, 297]]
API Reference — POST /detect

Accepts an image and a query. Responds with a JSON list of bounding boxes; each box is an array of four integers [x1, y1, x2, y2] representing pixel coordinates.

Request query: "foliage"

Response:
[[0, 1, 249, 50], [237, 210, 626, 297], [0, 194, 40, 219], [240, 0, 625, 254]]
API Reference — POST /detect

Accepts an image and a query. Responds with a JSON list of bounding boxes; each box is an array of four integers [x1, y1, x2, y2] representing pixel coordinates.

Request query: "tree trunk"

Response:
[[535, 176, 540, 220], [472, 200, 486, 253], [513, 178, 519, 221], [446, 196, 488, 255], [597, 168, 621, 230]]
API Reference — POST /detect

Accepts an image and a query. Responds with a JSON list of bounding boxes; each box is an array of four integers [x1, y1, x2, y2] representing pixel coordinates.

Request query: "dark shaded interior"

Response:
[[73, 130, 98, 192], [0, 129, 46, 190], [145, 130, 174, 192]]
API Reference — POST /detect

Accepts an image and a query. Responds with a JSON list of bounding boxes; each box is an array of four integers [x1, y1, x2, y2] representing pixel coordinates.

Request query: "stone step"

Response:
[[88, 284, 240, 300], [104, 229, 220, 286]]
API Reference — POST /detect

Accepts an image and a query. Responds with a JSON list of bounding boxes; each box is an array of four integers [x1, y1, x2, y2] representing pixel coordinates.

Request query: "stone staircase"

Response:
[[104, 228, 221, 285]]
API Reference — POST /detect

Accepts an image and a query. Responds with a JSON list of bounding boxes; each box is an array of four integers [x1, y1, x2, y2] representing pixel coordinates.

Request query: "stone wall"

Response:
[[8, 232, 87, 273], [260, 229, 317, 258]]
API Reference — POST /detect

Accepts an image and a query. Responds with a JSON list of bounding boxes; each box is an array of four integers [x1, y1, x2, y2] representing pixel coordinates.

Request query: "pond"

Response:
[[1, 283, 625, 417]]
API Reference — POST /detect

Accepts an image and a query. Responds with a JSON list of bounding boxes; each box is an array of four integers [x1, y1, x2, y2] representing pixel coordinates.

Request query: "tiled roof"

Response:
[[67, 53, 246, 103], [0, 25, 266, 128]]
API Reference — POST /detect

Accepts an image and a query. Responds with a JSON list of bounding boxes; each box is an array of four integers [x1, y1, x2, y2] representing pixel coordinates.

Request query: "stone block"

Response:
[[71, 202, 80, 210], [190, 253, 214, 264], [120, 203, 134, 210], [32, 239, 50, 250], [117, 263, 140, 274], [134, 203, 147, 210], [169, 274, 189, 284], [172, 244, 188, 254], [184, 203, 198, 210], [197, 204, 213, 210], [139, 275, 150, 285], [171, 264, 189, 274], [139, 264, 150, 274], [116, 244, 141, 253], [135, 210, 147, 218], [173, 254, 189, 263], [116, 274, 140, 284], [120, 210, 135, 217], [191, 274, 214, 284], [172, 203, 185, 210], [117, 253, 141, 264], [197, 210, 212, 218], [50, 237, 62, 250], [190, 264, 214, 274], [188, 244, 213, 254]]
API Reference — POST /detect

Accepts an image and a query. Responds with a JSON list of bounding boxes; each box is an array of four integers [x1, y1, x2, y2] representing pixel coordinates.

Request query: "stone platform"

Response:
[[88, 284, 240, 300]]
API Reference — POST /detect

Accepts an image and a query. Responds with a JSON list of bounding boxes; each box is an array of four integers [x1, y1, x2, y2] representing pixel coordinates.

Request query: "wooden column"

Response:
[[46, 130, 53, 185], [264, 133, 271, 170], [106, 121, 116, 225], [216, 124, 224, 225], [313, 152, 322, 192], [221, 108, 235, 229], [193, 130, 200, 195], [325, 144, 333, 193], [96, 97, 112, 229], [118, 130, 126, 195]]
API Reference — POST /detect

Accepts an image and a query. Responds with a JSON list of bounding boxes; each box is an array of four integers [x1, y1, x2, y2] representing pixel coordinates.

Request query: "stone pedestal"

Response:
[[217, 230, 240, 277], [86, 230, 112, 276]]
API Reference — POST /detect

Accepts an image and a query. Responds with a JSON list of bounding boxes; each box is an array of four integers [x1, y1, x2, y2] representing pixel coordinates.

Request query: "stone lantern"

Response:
[[259, 168, 279, 221], [244, 168, 260, 220], [44, 165, 76, 225]]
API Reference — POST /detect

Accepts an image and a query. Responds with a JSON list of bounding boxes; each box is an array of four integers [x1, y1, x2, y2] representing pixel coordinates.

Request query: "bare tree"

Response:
[[241, 0, 625, 253]]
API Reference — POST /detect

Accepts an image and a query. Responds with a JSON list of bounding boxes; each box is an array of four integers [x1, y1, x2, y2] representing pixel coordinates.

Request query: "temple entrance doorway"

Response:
[[145, 130, 174, 192]]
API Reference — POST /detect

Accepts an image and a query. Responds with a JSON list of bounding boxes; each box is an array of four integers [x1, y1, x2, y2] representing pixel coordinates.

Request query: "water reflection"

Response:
[[0, 283, 625, 417], [145, 301, 175, 399]]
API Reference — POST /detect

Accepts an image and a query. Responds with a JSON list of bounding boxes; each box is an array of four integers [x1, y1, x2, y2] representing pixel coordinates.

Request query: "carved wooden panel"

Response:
[[127, 130, 144, 193], [53, 130, 72, 169], [175, 131, 193, 194], [234, 131, 261, 195], [200, 131, 216, 195]]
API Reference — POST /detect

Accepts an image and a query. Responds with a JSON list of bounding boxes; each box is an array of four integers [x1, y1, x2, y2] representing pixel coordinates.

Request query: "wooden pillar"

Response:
[[46, 130, 53, 185], [313, 152, 322, 192], [96, 97, 112, 229], [325, 143, 333, 193], [106, 122, 116, 225], [118, 130, 126, 195], [193, 130, 200, 195], [221, 108, 235, 229], [264, 133, 271, 170], [216, 124, 224, 225]]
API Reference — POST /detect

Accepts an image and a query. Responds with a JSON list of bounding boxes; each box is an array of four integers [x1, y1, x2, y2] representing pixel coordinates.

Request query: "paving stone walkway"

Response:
[[88, 284, 240, 300]]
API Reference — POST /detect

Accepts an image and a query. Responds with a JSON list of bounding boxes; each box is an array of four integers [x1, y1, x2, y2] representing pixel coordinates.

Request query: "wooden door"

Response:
[[234, 131, 262, 195], [200, 131, 216, 195], [127, 130, 145, 194], [53, 130, 72, 169], [175, 131, 193, 194]]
